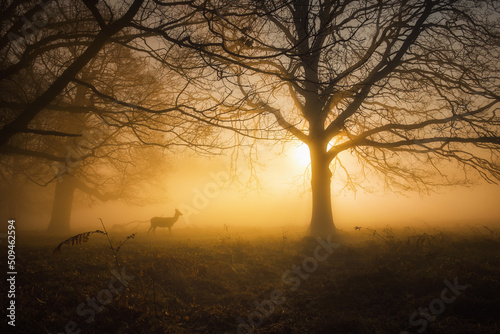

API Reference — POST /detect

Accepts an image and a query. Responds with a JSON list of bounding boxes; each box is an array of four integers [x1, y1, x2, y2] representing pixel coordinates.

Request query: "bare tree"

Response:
[[44, 46, 174, 235], [2, 1, 499, 237], [0, 0, 145, 156], [0, 0, 148, 234], [0, 1, 203, 234], [139, 0, 500, 237], [0, 0, 224, 165]]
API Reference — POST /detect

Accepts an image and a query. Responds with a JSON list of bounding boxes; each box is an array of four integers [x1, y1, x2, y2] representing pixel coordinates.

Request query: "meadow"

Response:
[[3, 224, 500, 334]]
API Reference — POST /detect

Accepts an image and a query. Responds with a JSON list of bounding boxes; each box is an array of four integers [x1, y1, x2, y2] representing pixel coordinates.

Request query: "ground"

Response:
[[2, 224, 500, 333]]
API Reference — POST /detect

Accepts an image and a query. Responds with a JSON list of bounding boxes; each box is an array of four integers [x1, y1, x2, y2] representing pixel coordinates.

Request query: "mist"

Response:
[[1, 1, 500, 333], [6, 148, 500, 234]]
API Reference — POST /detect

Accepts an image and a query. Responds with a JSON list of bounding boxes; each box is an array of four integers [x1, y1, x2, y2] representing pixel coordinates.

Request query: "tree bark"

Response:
[[46, 175, 76, 235], [307, 139, 336, 237]]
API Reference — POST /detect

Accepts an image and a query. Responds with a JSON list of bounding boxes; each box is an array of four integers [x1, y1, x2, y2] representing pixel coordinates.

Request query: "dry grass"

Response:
[[3, 225, 500, 333]]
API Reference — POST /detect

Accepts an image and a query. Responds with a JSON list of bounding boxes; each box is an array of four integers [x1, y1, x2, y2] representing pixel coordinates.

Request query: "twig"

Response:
[[99, 218, 121, 272]]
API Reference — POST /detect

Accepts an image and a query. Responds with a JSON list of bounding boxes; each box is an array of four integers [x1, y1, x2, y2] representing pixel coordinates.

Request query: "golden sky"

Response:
[[59, 142, 500, 234]]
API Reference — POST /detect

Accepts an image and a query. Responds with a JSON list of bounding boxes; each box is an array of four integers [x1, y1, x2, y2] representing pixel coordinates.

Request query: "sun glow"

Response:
[[292, 142, 311, 168]]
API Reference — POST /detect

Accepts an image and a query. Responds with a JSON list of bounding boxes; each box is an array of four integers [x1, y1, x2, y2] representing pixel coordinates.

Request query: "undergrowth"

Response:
[[4, 225, 500, 334]]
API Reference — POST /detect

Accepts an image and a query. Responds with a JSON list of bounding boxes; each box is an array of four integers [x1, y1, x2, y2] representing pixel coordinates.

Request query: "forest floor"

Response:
[[2, 224, 500, 334]]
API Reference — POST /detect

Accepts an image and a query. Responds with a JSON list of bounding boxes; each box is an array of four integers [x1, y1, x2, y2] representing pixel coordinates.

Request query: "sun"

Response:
[[292, 142, 311, 168]]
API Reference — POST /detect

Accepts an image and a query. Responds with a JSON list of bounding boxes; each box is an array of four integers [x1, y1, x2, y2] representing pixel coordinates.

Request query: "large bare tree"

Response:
[[138, 0, 500, 237]]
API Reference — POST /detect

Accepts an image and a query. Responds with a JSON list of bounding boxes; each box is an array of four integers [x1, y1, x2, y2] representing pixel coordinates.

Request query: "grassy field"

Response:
[[3, 224, 500, 333]]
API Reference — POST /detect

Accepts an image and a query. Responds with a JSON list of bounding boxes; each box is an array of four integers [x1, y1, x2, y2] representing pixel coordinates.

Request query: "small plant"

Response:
[[52, 230, 105, 255], [282, 226, 288, 250], [355, 226, 390, 244], [116, 233, 136, 253], [407, 233, 435, 248], [483, 226, 499, 238], [53, 218, 136, 272], [219, 224, 233, 245]]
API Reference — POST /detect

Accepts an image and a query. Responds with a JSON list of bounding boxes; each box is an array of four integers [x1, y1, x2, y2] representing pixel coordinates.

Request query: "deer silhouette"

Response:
[[148, 209, 182, 235]]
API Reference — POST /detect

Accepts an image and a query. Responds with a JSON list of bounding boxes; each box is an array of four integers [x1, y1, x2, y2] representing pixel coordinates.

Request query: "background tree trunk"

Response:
[[308, 140, 336, 237], [45, 74, 94, 235], [46, 175, 75, 235]]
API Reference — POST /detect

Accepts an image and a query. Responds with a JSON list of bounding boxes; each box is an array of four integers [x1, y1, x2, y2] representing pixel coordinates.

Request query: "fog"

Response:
[[2, 2, 500, 332], [5, 145, 499, 235]]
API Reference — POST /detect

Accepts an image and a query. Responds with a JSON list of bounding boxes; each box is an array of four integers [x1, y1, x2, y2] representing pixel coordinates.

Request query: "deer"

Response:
[[148, 209, 182, 235]]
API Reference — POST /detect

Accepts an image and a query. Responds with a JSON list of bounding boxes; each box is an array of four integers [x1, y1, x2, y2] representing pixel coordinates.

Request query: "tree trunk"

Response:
[[46, 175, 76, 235], [307, 140, 336, 237]]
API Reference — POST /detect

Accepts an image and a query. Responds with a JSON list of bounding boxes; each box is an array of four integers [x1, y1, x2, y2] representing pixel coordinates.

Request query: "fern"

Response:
[[52, 230, 105, 255], [53, 219, 136, 273]]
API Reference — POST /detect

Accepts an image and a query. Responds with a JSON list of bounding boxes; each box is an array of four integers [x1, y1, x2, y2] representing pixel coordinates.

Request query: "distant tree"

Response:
[[0, 1, 209, 234], [140, 0, 500, 237], [45, 45, 174, 235], [0, 0, 152, 234]]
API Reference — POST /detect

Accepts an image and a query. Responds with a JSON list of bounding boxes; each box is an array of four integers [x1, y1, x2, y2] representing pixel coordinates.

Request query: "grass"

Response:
[[3, 224, 500, 333]]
